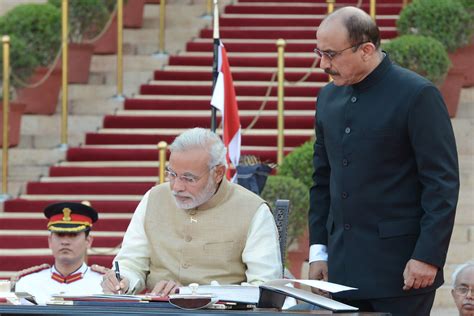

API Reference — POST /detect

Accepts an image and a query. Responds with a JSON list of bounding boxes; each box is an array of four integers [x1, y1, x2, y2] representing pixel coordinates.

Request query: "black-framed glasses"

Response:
[[313, 41, 370, 60], [454, 286, 473, 296]]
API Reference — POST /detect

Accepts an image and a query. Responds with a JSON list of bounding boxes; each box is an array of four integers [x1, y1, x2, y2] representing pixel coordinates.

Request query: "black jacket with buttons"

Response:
[[309, 54, 460, 299]]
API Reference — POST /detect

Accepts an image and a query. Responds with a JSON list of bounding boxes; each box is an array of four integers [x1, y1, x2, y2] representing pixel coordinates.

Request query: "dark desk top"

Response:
[[0, 305, 390, 316]]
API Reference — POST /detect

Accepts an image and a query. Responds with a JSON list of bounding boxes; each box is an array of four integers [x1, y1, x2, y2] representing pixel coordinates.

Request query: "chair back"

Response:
[[272, 199, 290, 275]]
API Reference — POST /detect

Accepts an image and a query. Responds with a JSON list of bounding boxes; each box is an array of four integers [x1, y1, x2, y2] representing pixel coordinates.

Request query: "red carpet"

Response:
[[199, 28, 398, 40], [154, 69, 328, 82], [86, 133, 310, 147], [225, 4, 402, 15], [0, 217, 131, 232], [0, 236, 123, 249], [103, 116, 315, 129], [168, 55, 320, 68], [219, 17, 396, 27], [4, 199, 139, 213], [0, 255, 114, 271], [26, 182, 154, 195], [125, 99, 316, 111]]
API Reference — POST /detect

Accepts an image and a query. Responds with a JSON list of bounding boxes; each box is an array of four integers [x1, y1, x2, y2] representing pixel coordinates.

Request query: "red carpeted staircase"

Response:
[[0, 0, 403, 279]]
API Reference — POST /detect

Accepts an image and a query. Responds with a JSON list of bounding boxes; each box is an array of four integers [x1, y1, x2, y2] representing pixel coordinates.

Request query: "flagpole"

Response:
[[211, 0, 220, 132]]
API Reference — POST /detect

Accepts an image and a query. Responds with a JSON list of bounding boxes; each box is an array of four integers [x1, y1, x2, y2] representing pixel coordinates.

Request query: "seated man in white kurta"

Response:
[[101, 128, 282, 296], [15, 202, 104, 304]]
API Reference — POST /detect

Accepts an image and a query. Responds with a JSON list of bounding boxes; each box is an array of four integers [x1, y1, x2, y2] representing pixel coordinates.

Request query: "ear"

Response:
[[47, 234, 53, 248], [451, 288, 455, 299], [214, 164, 226, 182], [86, 235, 93, 249], [360, 42, 376, 60]]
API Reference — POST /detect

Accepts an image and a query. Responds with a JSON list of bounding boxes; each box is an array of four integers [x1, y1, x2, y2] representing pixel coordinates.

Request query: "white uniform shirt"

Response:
[[15, 263, 103, 305], [115, 189, 283, 292]]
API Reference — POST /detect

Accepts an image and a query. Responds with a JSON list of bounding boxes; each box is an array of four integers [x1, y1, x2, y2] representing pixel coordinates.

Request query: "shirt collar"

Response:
[[51, 263, 88, 284], [352, 52, 391, 91]]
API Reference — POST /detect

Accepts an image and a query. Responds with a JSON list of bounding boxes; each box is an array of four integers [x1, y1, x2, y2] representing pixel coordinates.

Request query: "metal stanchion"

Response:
[[276, 39, 286, 167], [153, 0, 168, 56], [326, 0, 335, 83], [114, 0, 125, 100], [1, 36, 10, 200], [201, 0, 213, 19], [370, 0, 376, 21], [327, 0, 335, 14], [157, 141, 168, 184], [60, 0, 69, 150]]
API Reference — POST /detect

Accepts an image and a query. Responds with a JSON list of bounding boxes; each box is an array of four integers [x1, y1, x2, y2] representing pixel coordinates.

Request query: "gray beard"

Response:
[[172, 176, 217, 210]]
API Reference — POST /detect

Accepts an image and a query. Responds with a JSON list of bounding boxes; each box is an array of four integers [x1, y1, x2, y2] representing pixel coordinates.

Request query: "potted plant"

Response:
[[0, 35, 38, 146], [397, 0, 474, 115], [48, 0, 109, 83], [0, 3, 62, 114], [261, 175, 309, 278], [458, 0, 474, 86], [383, 35, 453, 114]]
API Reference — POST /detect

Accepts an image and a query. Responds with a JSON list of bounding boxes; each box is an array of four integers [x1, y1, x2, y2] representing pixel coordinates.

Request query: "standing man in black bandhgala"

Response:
[[308, 6, 460, 316]]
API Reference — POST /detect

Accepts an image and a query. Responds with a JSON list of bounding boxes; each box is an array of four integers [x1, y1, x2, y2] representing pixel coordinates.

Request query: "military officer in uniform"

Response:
[[15, 202, 104, 305]]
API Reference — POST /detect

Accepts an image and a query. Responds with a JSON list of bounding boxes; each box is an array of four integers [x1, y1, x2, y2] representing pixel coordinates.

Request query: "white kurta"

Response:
[[115, 189, 282, 293], [15, 263, 103, 305]]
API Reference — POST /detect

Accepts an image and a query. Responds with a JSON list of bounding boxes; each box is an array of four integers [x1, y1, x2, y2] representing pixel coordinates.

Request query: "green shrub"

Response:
[[0, 4, 61, 66], [279, 140, 314, 189], [48, 0, 109, 43], [383, 35, 451, 84], [0, 35, 39, 97], [397, 0, 474, 52], [261, 175, 309, 247]]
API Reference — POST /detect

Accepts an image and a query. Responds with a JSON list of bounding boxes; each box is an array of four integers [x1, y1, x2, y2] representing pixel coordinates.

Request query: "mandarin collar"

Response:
[[352, 52, 391, 91], [52, 262, 88, 276], [189, 177, 230, 212]]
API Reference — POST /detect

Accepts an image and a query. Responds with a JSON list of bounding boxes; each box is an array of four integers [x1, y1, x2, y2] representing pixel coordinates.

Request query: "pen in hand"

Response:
[[114, 261, 122, 295]]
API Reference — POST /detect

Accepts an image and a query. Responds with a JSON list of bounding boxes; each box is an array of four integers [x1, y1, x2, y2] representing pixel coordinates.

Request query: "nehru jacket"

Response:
[[309, 54, 460, 299]]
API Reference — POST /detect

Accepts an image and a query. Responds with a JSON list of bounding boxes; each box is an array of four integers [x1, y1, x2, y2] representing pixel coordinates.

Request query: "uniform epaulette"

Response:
[[12, 263, 51, 282], [90, 264, 110, 275]]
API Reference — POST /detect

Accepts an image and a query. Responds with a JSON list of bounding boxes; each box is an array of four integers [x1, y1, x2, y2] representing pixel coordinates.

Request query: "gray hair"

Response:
[[452, 261, 474, 286], [323, 6, 381, 49], [169, 128, 227, 169]]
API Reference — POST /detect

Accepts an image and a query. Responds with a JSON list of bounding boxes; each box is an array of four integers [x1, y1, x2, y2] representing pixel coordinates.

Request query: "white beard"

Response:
[[172, 176, 217, 209]]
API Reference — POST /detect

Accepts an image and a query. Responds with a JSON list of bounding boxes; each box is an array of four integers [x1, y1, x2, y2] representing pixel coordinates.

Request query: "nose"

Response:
[[318, 54, 331, 70], [170, 178, 185, 192]]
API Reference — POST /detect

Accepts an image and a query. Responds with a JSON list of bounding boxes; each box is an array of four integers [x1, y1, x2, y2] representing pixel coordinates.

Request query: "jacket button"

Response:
[[185, 236, 192, 242], [344, 224, 351, 230], [182, 263, 190, 269], [351, 96, 357, 103], [342, 159, 348, 166], [345, 127, 351, 134], [342, 192, 348, 199]]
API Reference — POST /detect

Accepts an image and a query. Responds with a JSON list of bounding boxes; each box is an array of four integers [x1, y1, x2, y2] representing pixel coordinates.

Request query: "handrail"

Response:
[[276, 38, 286, 167], [60, 0, 69, 149], [157, 141, 168, 184], [2, 36, 10, 197]]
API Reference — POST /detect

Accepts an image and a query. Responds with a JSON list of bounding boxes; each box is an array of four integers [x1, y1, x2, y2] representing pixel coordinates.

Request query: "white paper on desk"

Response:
[[178, 285, 260, 303], [265, 279, 357, 293]]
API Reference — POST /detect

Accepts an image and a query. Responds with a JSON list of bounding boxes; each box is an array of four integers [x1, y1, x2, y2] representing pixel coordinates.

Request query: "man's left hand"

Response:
[[403, 259, 437, 291]]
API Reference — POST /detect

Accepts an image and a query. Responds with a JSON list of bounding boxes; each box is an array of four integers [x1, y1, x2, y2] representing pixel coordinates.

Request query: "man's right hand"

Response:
[[309, 260, 329, 296], [151, 280, 181, 297], [101, 269, 130, 294]]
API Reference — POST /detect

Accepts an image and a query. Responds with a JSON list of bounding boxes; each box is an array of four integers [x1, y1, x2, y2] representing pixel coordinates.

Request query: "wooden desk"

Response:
[[0, 305, 390, 315]]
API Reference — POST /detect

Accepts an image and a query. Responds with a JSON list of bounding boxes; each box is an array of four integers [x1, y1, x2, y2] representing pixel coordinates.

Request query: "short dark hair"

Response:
[[343, 14, 381, 49]]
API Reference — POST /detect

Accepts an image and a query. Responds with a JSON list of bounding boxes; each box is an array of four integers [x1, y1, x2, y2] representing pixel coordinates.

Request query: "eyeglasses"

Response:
[[454, 286, 473, 296], [313, 41, 370, 60], [165, 166, 215, 185]]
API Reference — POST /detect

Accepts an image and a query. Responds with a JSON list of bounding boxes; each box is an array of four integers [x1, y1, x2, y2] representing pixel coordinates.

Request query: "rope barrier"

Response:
[[83, 8, 118, 44], [11, 48, 62, 89]]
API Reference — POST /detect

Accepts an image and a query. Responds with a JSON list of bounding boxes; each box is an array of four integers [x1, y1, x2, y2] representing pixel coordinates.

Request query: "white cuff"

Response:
[[309, 244, 328, 263]]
